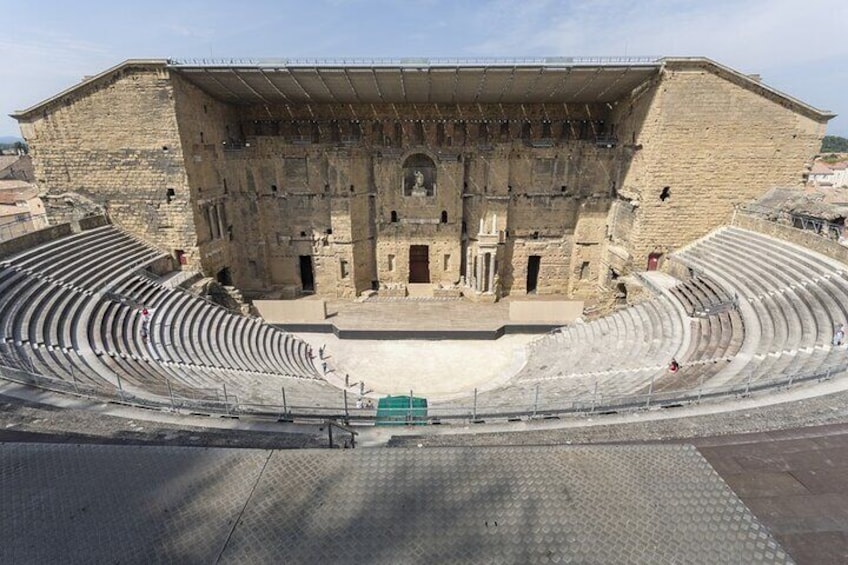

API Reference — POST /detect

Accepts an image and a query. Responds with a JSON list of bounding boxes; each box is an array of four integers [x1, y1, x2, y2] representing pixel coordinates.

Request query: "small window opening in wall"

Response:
[[505, 230, 510, 238], [388, 254, 396, 271], [166, 188, 175, 203], [440, 210, 448, 223], [203, 104, 208, 114], [200, 132, 204, 144], [227, 225, 233, 241], [175, 249, 186, 266], [561, 185, 567, 192], [271, 184, 278, 193], [326, 228, 333, 235], [300, 231, 307, 237], [340, 259, 349, 279], [609, 268, 620, 281], [390, 211, 398, 223], [223, 179, 228, 193], [660, 186, 671, 201], [325, 183, 331, 192], [580, 261, 590, 280], [350, 185, 355, 193], [508, 185, 513, 193], [443, 254, 450, 271], [162, 145, 169, 152], [461, 220, 467, 234], [533, 231, 539, 240]]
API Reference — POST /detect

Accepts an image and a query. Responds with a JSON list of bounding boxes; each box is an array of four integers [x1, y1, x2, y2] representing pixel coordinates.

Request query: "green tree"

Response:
[[821, 135, 848, 153]]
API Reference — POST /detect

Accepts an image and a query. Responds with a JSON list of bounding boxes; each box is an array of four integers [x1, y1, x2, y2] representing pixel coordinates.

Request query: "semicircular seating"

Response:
[[437, 226, 848, 416], [3, 222, 848, 418], [674, 226, 848, 386], [0, 224, 343, 411]]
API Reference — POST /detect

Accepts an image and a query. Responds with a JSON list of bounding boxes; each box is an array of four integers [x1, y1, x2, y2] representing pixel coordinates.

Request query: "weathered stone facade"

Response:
[[12, 58, 832, 299], [16, 62, 199, 267], [609, 60, 828, 275]]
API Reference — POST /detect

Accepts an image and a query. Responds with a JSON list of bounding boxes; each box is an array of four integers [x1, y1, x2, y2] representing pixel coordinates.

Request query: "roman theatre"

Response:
[[4, 56, 848, 563]]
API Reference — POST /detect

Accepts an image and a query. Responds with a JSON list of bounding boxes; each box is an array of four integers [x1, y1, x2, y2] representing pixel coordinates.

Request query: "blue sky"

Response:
[[2, 0, 846, 139]]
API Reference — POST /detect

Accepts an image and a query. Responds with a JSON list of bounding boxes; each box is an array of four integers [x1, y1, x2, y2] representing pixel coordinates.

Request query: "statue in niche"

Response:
[[411, 170, 426, 196], [402, 153, 436, 197]]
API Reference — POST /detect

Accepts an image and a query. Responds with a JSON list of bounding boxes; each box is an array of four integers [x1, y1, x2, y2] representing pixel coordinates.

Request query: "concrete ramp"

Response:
[[254, 299, 326, 323], [508, 299, 583, 324]]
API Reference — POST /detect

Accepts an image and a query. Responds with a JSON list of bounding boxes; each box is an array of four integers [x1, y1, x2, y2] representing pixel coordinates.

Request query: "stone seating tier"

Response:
[[0, 225, 336, 410]]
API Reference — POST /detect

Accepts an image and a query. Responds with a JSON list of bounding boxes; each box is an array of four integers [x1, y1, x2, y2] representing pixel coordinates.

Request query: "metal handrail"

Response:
[[0, 356, 843, 426]]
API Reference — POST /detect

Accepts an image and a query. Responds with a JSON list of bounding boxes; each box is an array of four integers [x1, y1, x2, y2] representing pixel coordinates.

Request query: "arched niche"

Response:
[[402, 153, 436, 197]]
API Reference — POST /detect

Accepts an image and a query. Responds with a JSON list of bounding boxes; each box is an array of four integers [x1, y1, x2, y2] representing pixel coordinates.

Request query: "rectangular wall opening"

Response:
[[299, 255, 315, 292], [527, 255, 541, 294], [409, 245, 430, 283]]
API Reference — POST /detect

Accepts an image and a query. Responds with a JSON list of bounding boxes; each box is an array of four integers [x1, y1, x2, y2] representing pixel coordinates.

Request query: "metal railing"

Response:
[[738, 204, 846, 241], [168, 56, 661, 68], [0, 213, 49, 242], [1, 356, 843, 426]]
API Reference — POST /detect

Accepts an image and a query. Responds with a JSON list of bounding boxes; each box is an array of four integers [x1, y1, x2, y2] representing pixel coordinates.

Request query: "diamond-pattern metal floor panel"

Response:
[[0, 443, 269, 564], [0, 443, 791, 564]]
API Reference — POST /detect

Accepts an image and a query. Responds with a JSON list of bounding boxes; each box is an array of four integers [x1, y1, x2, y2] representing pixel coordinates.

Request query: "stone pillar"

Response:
[[479, 218, 484, 235], [491, 214, 497, 235], [487, 252, 496, 293], [465, 247, 472, 285], [215, 203, 226, 239], [476, 253, 484, 292]]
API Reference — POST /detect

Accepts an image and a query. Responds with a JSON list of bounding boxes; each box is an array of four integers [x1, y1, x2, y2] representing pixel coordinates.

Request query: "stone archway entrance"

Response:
[[409, 245, 430, 283]]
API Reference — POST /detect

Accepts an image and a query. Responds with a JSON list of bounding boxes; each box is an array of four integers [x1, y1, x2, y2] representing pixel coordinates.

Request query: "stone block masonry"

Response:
[[13, 58, 832, 299], [16, 64, 200, 268]]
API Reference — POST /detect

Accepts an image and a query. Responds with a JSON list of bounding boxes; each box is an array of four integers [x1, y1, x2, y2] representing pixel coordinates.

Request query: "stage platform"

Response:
[[271, 296, 577, 339]]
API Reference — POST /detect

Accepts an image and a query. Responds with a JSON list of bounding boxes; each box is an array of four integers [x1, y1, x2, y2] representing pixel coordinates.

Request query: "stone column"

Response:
[[487, 253, 496, 293], [476, 253, 484, 292], [207, 206, 218, 239], [215, 203, 226, 239], [465, 247, 472, 285]]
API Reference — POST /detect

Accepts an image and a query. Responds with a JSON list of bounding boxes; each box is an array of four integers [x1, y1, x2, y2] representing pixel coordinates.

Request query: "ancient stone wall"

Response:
[[17, 65, 199, 267], [197, 100, 626, 298], [613, 64, 827, 272], [170, 73, 242, 277], [16, 62, 830, 301]]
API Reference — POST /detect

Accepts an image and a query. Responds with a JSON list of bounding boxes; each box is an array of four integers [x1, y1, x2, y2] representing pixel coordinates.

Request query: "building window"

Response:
[[440, 210, 448, 223], [340, 259, 349, 279], [443, 254, 450, 271], [166, 188, 175, 203], [390, 210, 398, 223], [388, 254, 395, 271]]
